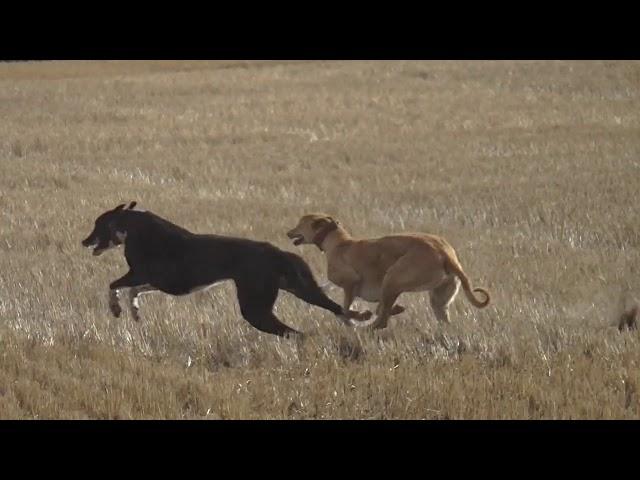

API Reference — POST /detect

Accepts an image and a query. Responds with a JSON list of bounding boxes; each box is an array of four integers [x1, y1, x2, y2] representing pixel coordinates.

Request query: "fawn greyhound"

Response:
[[82, 202, 365, 338], [287, 213, 490, 329]]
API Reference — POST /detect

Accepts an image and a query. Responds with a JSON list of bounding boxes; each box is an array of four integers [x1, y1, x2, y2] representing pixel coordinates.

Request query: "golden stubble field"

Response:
[[0, 60, 638, 419]]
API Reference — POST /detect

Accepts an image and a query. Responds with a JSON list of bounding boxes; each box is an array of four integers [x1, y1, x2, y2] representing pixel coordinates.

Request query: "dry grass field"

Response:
[[0, 60, 639, 419]]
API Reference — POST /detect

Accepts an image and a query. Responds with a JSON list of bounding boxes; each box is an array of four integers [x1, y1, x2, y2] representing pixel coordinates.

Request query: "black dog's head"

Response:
[[82, 202, 137, 256]]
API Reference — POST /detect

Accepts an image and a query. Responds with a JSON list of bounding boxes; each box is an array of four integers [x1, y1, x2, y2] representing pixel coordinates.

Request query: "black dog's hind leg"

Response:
[[285, 282, 343, 316], [235, 277, 302, 338], [278, 255, 347, 318], [109, 270, 147, 318], [286, 283, 373, 324]]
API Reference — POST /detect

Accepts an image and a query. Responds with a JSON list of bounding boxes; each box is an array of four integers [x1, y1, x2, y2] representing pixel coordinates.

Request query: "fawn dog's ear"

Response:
[[311, 218, 331, 230], [312, 216, 338, 230], [127, 201, 137, 210]]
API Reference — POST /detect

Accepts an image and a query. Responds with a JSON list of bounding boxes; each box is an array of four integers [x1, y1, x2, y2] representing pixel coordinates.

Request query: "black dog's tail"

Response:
[[277, 250, 343, 316]]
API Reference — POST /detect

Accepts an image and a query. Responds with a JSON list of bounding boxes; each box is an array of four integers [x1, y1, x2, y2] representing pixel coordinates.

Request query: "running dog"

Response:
[[287, 213, 490, 329], [82, 203, 364, 338]]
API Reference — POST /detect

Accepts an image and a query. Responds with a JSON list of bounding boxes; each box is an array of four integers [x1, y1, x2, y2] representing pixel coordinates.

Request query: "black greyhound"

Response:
[[81, 202, 360, 338]]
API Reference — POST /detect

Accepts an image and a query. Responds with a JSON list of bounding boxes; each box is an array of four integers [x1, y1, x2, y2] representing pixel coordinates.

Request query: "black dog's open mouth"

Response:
[[82, 240, 107, 256]]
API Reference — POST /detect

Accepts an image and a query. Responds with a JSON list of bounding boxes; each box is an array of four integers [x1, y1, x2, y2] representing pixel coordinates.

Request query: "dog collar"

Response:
[[312, 221, 338, 251]]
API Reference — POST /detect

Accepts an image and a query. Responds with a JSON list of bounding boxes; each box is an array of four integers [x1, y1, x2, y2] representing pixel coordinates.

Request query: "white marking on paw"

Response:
[[109, 289, 122, 316]]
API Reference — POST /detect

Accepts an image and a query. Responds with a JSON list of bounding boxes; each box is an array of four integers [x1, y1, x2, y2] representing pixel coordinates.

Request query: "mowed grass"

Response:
[[0, 60, 639, 419]]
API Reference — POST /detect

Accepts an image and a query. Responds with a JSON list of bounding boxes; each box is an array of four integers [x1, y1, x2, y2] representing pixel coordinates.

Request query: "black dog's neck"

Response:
[[121, 210, 189, 233]]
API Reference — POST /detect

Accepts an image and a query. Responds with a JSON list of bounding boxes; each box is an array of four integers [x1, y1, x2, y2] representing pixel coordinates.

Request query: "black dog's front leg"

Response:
[[109, 270, 146, 318]]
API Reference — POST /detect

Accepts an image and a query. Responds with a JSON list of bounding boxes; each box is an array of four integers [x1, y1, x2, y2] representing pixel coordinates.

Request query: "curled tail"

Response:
[[444, 256, 490, 308], [276, 250, 343, 316]]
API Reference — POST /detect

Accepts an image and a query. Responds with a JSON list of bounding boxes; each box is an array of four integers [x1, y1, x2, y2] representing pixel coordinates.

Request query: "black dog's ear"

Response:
[[128, 201, 137, 210], [114, 203, 127, 211]]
